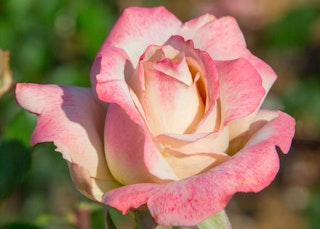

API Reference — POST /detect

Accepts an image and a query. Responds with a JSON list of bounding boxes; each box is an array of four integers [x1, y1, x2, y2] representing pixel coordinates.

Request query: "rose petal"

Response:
[[217, 58, 265, 126], [157, 128, 230, 179], [105, 103, 179, 184], [92, 46, 156, 131], [157, 126, 229, 156], [180, 14, 216, 38], [224, 52, 278, 140], [101, 7, 182, 66], [129, 37, 208, 135], [182, 16, 247, 60], [192, 51, 220, 133], [68, 163, 120, 201], [92, 46, 142, 125], [161, 148, 229, 179], [141, 45, 193, 86], [242, 50, 277, 94], [165, 36, 221, 133], [93, 42, 178, 182], [15, 83, 119, 201], [103, 111, 295, 226], [141, 65, 204, 135]]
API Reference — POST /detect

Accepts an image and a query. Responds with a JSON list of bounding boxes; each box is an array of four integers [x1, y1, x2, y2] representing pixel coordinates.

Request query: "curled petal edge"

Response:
[[15, 83, 120, 201], [93, 46, 178, 182], [103, 111, 295, 226], [68, 162, 120, 202]]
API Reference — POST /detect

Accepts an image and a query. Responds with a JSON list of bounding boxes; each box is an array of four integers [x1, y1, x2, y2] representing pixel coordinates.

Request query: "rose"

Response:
[[16, 6, 295, 226]]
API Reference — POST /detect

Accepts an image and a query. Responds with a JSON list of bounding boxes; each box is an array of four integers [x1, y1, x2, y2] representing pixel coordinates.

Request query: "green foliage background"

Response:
[[0, 0, 319, 228]]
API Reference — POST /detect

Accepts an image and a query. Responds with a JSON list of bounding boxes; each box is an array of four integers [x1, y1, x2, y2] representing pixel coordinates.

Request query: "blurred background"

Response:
[[0, 0, 320, 228]]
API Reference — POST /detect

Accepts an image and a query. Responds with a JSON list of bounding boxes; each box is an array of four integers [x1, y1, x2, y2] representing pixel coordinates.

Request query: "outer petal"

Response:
[[180, 14, 216, 38], [92, 46, 178, 182], [100, 6, 182, 66], [68, 163, 119, 201], [242, 50, 277, 94], [103, 111, 295, 226], [105, 104, 178, 184], [217, 58, 265, 126], [181, 16, 247, 60], [91, 46, 138, 123], [227, 52, 278, 140], [15, 83, 119, 201]]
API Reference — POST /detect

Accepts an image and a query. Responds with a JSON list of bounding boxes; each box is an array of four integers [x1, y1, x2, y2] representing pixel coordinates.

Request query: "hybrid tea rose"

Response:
[[16, 7, 295, 226]]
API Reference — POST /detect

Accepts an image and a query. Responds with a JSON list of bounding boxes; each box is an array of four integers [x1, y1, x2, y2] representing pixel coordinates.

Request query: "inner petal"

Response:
[[142, 64, 205, 135], [186, 56, 207, 107], [165, 36, 221, 133], [143, 45, 193, 86], [157, 125, 230, 155], [161, 148, 229, 179]]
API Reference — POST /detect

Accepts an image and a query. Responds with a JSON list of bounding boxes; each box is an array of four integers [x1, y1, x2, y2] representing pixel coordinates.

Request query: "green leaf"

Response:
[[0, 140, 31, 200], [197, 210, 232, 229]]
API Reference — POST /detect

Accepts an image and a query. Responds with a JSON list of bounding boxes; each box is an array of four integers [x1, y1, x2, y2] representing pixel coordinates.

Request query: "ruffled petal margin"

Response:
[[103, 111, 295, 226], [15, 83, 120, 201], [100, 6, 182, 66]]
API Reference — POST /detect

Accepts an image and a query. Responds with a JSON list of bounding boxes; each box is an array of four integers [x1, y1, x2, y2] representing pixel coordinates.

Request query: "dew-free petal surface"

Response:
[[104, 111, 295, 226], [15, 83, 119, 201]]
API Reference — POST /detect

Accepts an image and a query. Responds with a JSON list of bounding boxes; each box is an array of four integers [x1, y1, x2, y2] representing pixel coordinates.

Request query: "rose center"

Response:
[[129, 44, 206, 136]]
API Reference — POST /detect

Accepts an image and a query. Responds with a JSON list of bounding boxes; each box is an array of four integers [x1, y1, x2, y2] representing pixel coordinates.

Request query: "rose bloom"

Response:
[[16, 7, 295, 226]]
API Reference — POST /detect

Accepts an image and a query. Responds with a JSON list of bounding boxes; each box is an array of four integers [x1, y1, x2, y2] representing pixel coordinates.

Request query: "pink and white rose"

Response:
[[15, 7, 295, 226]]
